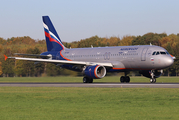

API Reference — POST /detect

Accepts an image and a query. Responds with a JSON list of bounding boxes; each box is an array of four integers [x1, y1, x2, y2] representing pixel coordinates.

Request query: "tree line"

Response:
[[0, 32, 179, 77]]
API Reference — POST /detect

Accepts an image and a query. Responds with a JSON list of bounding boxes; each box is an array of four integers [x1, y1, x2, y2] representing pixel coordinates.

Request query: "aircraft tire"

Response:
[[125, 76, 130, 83], [83, 77, 93, 83], [150, 78, 156, 83], [89, 78, 93, 83], [120, 76, 125, 83], [83, 77, 88, 83], [153, 78, 156, 83]]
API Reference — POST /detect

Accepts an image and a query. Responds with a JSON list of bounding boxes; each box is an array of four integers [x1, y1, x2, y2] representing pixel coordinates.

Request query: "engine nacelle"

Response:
[[84, 65, 106, 79], [139, 70, 163, 78]]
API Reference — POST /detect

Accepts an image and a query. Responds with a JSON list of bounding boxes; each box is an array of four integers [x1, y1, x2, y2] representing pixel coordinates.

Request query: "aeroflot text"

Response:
[[120, 48, 138, 51]]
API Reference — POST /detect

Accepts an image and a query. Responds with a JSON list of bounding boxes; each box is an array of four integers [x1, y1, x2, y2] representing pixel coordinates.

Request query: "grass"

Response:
[[0, 87, 179, 120], [0, 76, 179, 83]]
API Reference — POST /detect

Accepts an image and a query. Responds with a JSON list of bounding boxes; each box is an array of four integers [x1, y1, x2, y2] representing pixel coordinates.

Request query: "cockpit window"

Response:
[[160, 52, 166, 55], [156, 52, 160, 55], [152, 52, 156, 55], [152, 51, 169, 55]]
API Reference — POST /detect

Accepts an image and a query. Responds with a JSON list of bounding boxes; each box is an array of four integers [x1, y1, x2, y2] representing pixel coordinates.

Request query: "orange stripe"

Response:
[[60, 51, 72, 61], [94, 65, 99, 78], [112, 68, 153, 70], [112, 68, 126, 70]]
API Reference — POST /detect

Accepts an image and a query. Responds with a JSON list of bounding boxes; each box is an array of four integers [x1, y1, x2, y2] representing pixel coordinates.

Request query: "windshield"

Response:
[[152, 51, 169, 55]]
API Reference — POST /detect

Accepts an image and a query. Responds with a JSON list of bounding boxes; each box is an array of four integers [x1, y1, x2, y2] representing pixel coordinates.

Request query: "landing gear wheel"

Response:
[[89, 78, 93, 83], [83, 77, 88, 83], [120, 76, 125, 83], [150, 70, 156, 83], [153, 78, 156, 83], [83, 77, 93, 83], [126, 76, 130, 83], [120, 76, 130, 83], [150, 78, 156, 83]]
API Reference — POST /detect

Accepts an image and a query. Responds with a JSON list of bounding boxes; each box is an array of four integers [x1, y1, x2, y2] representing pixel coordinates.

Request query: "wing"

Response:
[[6, 56, 113, 67]]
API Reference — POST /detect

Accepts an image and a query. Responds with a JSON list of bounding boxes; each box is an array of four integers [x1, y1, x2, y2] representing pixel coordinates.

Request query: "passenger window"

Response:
[[156, 52, 159, 55], [152, 52, 156, 55]]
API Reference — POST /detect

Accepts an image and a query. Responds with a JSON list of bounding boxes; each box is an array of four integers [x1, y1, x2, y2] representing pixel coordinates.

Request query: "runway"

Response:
[[0, 82, 179, 88]]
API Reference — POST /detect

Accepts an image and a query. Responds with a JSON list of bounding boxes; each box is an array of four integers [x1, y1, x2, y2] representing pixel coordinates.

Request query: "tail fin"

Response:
[[42, 16, 66, 51]]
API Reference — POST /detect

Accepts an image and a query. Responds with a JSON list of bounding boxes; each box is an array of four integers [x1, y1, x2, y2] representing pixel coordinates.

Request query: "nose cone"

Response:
[[165, 57, 174, 67]]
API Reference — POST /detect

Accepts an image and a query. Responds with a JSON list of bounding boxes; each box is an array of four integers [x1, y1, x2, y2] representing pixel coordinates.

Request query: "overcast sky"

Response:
[[1, 0, 179, 42]]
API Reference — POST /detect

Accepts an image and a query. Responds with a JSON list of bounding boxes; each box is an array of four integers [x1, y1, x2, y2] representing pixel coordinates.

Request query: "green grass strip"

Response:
[[0, 76, 179, 83], [0, 87, 179, 120]]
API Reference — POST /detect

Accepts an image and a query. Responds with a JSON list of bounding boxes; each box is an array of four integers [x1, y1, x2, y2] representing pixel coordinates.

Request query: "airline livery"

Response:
[[4, 16, 175, 83]]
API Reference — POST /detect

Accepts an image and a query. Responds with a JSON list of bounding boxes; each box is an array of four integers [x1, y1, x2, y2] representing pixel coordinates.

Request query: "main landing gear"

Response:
[[150, 70, 156, 83], [83, 77, 93, 83], [120, 76, 130, 83], [120, 72, 130, 83]]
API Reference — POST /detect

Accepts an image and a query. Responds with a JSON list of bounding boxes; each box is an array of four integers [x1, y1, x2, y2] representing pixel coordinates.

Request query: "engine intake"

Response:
[[84, 65, 106, 79]]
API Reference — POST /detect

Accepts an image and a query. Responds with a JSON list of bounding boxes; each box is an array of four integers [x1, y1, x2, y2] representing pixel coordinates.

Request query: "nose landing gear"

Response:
[[150, 78, 156, 83], [150, 70, 156, 83]]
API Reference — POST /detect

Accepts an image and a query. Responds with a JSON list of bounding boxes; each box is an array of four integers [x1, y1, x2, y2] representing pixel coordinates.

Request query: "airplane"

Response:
[[4, 16, 175, 83]]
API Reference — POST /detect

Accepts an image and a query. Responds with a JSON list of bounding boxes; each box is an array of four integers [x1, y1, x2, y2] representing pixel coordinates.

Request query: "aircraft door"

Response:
[[104, 52, 110, 60], [141, 48, 148, 61]]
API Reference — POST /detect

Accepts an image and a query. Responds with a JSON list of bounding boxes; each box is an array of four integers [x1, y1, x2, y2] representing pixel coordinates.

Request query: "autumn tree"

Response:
[[0, 62, 2, 76], [1, 33, 179, 77], [132, 33, 167, 45], [120, 35, 134, 46]]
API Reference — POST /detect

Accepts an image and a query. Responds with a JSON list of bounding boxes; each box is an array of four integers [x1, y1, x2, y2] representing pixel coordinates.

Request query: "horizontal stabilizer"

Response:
[[4, 55, 8, 61], [14, 53, 51, 59]]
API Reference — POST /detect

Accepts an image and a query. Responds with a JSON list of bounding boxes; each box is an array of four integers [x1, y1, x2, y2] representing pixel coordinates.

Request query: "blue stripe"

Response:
[[44, 28, 49, 33], [50, 35, 61, 43]]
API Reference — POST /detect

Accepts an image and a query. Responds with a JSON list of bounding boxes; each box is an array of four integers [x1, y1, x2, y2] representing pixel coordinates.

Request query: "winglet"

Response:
[[4, 55, 8, 61]]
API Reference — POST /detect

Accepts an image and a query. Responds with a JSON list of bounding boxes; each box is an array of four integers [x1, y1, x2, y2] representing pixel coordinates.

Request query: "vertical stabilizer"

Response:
[[42, 16, 66, 51]]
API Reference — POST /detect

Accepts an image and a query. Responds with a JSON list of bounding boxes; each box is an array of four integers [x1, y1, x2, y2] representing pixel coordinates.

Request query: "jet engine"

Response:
[[139, 70, 163, 78], [84, 65, 106, 79]]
